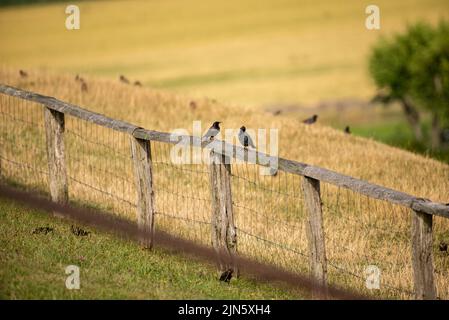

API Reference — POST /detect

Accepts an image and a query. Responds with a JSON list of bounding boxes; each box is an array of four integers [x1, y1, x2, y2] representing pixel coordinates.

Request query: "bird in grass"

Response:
[[19, 70, 28, 78], [238, 126, 256, 149], [439, 241, 448, 252], [71, 225, 90, 237], [303, 114, 318, 124], [202, 121, 221, 142], [80, 80, 88, 92], [119, 75, 130, 84], [219, 268, 233, 283], [133, 80, 142, 87], [32, 226, 53, 235], [344, 126, 351, 134]]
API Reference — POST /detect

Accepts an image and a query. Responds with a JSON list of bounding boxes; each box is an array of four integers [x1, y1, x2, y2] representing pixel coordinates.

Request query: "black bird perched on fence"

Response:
[[19, 70, 28, 78], [202, 121, 221, 142], [219, 268, 233, 283], [344, 126, 351, 134], [303, 114, 318, 124], [119, 75, 130, 84], [238, 126, 256, 148]]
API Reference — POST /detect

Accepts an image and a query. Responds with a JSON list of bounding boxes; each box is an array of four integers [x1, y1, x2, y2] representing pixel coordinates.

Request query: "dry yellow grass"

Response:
[[1, 67, 448, 299]]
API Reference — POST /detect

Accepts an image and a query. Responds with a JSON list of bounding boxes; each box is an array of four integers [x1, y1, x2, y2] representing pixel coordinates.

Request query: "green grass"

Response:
[[0, 195, 304, 299]]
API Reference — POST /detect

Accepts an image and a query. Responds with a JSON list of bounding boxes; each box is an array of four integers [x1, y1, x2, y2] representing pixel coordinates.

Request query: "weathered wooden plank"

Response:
[[209, 151, 237, 273], [411, 210, 436, 299], [130, 137, 155, 249], [1, 84, 448, 218], [302, 176, 327, 297], [44, 107, 68, 211]]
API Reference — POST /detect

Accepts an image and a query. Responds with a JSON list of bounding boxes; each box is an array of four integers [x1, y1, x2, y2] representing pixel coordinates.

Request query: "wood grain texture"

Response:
[[302, 176, 327, 297], [411, 210, 436, 299], [130, 137, 155, 249], [44, 107, 68, 206], [209, 151, 237, 273]]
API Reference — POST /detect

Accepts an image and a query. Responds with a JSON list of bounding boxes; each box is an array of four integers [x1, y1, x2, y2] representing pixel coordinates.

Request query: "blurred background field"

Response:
[[1, 0, 449, 162]]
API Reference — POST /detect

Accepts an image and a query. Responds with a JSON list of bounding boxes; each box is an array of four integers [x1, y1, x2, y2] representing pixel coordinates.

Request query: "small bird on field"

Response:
[[344, 126, 351, 134], [219, 268, 233, 283], [439, 241, 448, 252], [80, 81, 88, 92], [19, 70, 28, 78], [119, 75, 130, 84], [303, 114, 318, 124], [189, 100, 197, 111], [71, 225, 90, 237], [202, 121, 221, 142], [272, 109, 282, 116], [32, 226, 53, 235], [238, 126, 256, 149], [133, 80, 142, 87]]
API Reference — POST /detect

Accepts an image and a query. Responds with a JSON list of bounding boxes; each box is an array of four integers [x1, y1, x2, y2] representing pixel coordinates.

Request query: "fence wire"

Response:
[[1, 93, 448, 300]]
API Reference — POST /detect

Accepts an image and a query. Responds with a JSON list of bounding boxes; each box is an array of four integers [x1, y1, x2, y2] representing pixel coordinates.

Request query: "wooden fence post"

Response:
[[44, 107, 68, 209], [302, 176, 327, 298], [209, 150, 237, 274], [411, 210, 436, 299], [130, 137, 155, 249]]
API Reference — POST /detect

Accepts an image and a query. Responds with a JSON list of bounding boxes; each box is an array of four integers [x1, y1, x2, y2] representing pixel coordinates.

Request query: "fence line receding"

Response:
[[1, 84, 448, 300]]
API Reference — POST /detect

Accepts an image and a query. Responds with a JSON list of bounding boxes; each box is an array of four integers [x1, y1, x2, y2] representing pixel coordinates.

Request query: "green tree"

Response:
[[369, 21, 449, 149], [369, 23, 436, 143], [409, 21, 449, 148]]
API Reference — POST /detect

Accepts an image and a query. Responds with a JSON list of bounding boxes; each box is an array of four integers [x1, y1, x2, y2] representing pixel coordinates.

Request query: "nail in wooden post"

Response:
[[130, 137, 155, 249], [411, 210, 436, 300], [302, 176, 327, 298], [44, 107, 68, 212], [209, 150, 237, 274]]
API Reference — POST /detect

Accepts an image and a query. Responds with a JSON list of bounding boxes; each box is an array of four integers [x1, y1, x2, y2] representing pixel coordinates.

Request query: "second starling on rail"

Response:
[[202, 121, 221, 142], [238, 126, 256, 148], [219, 268, 233, 283], [303, 114, 318, 124]]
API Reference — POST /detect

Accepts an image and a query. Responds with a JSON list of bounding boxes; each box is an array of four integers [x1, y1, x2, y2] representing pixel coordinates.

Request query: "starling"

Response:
[[273, 110, 282, 116], [81, 81, 88, 92], [303, 114, 318, 124], [344, 126, 351, 134], [439, 242, 448, 252], [189, 101, 197, 110], [202, 121, 221, 142], [133, 80, 142, 87], [71, 225, 90, 237], [19, 70, 28, 78], [119, 75, 130, 84], [32, 226, 53, 235], [219, 268, 233, 283], [238, 126, 256, 148]]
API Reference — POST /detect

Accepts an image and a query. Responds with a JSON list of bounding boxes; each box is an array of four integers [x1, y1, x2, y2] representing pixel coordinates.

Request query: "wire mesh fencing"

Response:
[[1, 90, 448, 300]]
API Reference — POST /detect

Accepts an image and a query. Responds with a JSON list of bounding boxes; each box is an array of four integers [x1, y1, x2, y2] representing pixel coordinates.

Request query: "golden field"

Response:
[[1, 67, 448, 299], [1, 0, 449, 107]]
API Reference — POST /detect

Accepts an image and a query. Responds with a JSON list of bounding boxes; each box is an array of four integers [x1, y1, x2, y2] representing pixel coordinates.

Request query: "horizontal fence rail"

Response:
[[1, 83, 448, 300]]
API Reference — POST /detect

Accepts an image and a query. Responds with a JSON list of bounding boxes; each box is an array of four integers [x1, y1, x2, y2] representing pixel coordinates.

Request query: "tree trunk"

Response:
[[400, 97, 423, 142], [431, 113, 442, 150]]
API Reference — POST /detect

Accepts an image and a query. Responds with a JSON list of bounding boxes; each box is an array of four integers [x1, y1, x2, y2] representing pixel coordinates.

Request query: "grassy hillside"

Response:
[[1, 68, 449, 299], [1, 0, 448, 107], [0, 195, 304, 299]]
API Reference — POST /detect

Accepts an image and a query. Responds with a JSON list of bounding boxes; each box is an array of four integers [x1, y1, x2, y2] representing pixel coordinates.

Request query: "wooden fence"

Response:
[[1, 83, 448, 299]]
